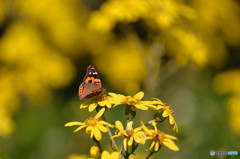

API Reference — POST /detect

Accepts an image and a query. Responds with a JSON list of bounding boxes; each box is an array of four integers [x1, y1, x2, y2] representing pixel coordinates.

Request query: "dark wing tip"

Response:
[[88, 65, 94, 69]]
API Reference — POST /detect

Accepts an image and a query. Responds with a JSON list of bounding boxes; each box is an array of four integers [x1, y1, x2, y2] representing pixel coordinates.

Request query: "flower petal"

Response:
[[146, 104, 159, 110], [135, 104, 148, 110], [152, 122, 157, 132], [80, 100, 96, 109], [149, 141, 155, 150], [169, 115, 174, 125], [86, 126, 94, 138], [173, 123, 178, 133], [100, 121, 113, 128], [152, 98, 164, 105], [165, 134, 178, 140], [145, 137, 153, 140], [98, 100, 106, 106], [97, 124, 108, 132], [127, 121, 133, 131], [134, 131, 145, 144], [65, 122, 84, 127], [134, 91, 144, 100], [73, 125, 87, 132], [115, 121, 124, 130], [109, 93, 125, 105], [115, 121, 128, 136], [80, 101, 90, 109], [101, 151, 110, 158], [110, 152, 120, 159], [162, 110, 169, 118], [128, 137, 134, 146], [133, 127, 142, 132], [155, 141, 160, 151], [94, 127, 102, 141], [95, 108, 106, 119], [111, 134, 122, 139], [141, 121, 152, 136], [89, 102, 97, 112], [106, 100, 112, 108], [108, 92, 117, 96], [80, 104, 88, 109], [163, 139, 179, 151], [156, 105, 165, 110], [123, 138, 128, 151]]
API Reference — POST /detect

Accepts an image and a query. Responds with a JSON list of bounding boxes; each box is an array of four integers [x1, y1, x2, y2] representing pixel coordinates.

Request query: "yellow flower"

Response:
[[141, 121, 179, 152], [101, 151, 119, 159], [68, 153, 88, 159], [111, 121, 145, 151], [80, 92, 112, 112], [154, 99, 178, 133], [90, 146, 100, 157], [109, 91, 158, 111], [65, 108, 112, 141]]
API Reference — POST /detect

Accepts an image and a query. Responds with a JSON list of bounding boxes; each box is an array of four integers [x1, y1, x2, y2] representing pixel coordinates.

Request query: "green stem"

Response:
[[125, 152, 130, 159], [145, 151, 154, 159], [93, 138, 103, 153], [102, 114, 120, 153]]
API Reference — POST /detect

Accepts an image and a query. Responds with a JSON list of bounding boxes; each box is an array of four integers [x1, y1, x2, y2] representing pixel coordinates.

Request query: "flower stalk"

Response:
[[146, 151, 155, 159], [102, 113, 120, 153], [93, 137, 103, 153]]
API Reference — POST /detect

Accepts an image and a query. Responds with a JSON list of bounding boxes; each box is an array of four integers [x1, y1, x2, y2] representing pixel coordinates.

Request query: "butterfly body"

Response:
[[79, 65, 103, 100]]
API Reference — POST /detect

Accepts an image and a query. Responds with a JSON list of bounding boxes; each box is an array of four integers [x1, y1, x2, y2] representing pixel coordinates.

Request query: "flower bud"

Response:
[[90, 146, 100, 157]]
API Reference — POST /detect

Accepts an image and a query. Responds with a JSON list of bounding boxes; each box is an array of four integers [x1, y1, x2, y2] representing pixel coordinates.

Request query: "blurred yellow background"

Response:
[[0, 0, 240, 158]]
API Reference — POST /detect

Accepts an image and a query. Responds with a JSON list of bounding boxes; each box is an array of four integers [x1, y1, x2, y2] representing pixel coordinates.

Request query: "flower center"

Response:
[[124, 97, 140, 106], [126, 129, 134, 137], [153, 131, 164, 144], [85, 117, 98, 126]]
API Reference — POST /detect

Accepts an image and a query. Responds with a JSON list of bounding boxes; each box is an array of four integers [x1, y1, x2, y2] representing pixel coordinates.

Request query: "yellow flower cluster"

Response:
[[86, 0, 240, 87], [15, 0, 87, 54], [66, 91, 179, 158], [0, 0, 87, 137], [88, 0, 195, 33], [87, 0, 219, 68], [213, 70, 240, 134], [82, 0, 240, 104], [0, 22, 75, 137]]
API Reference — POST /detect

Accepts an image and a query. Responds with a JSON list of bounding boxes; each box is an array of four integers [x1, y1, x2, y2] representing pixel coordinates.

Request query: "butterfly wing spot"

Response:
[[93, 79, 101, 85], [95, 81, 99, 84], [85, 77, 94, 84], [79, 83, 84, 99]]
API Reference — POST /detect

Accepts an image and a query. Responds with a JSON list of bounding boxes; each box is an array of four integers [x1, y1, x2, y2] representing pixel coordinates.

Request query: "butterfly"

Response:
[[79, 65, 103, 100]]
